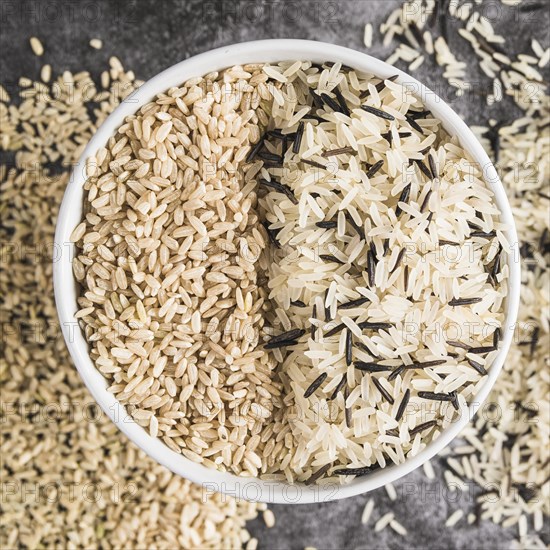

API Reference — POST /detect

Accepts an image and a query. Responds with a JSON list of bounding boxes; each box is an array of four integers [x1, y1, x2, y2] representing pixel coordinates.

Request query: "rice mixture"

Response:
[[72, 61, 510, 483]]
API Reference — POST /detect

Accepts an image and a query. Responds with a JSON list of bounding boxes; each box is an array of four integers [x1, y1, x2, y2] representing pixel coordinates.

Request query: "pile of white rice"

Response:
[[71, 59, 510, 483], [373, 0, 549, 540]]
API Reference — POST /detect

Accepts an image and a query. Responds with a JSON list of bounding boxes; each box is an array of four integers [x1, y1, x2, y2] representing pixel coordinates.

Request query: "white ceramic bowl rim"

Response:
[[53, 39, 520, 504]]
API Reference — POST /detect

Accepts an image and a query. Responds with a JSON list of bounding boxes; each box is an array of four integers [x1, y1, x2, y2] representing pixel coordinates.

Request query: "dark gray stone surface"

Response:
[[1, 1, 548, 549]]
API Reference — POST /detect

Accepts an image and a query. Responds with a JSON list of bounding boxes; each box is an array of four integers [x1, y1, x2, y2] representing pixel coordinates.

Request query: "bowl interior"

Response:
[[53, 39, 520, 504]]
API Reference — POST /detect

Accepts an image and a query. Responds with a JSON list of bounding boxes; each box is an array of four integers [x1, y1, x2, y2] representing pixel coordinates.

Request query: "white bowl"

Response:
[[54, 39, 520, 504]]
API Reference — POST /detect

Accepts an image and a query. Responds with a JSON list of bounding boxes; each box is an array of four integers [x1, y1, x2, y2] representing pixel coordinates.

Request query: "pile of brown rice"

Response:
[[0, 53, 264, 550]]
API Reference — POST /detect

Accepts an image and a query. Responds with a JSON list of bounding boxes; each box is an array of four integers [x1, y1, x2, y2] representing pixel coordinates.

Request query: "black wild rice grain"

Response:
[[446, 340, 471, 350], [418, 391, 454, 402], [293, 121, 304, 154], [264, 339, 300, 350], [395, 388, 411, 422], [354, 362, 392, 372], [410, 420, 439, 436], [246, 135, 265, 162], [439, 240, 458, 246], [530, 327, 540, 358], [469, 345, 497, 354], [282, 135, 288, 153], [334, 86, 351, 116], [322, 146, 354, 158], [408, 109, 431, 120], [304, 372, 328, 398], [320, 254, 345, 265], [311, 304, 317, 340], [390, 248, 406, 275], [305, 463, 332, 485], [367, 249, 376, 287], [324, 323, 345, 338], [291, 300, 306, 308], [450, 391, 459, 411], [470, 230, 497, 239], [382, 131, 393, 145], [302, 159, 327, 170], [372, 377, 394, 404], [333, 466, 376, 476], [493, 328, 501, 348], [358, 321, 392, 330], [316, 220, 338, 229], [449, 297, 483, 306], [267, 328, 306, 345], [428, 153, 439, 179], [407, 359, 447, 369], [346, 213, 366, 239], [321, 92, 343, 113], [369, 241, 378, 263], [395, 184, 411, 217], [361, 104, 396, 121], [310, 89, 324, 109], [259, 178, 284, 192], [345, 329, 353, 366], [344, 385, 352, 428], [415, 159, 433, 179], [399, 131, 412, 137], [330, 375, 347, 401], [406, 115, 424, 133], [366, 159, 384, 178], [324, 288, 331, 322], [258, 151, 284, 165], [267, 129, 284, 139], [262, 221, 281, 248], [339, 297, 370, 310], [388, 365, 405, 381], [259, 178, 298, 205], [491, 246, 502, 282], [420, 190, 432, 213], [467, 358, 488, 376], [258, 177, 286, 192]]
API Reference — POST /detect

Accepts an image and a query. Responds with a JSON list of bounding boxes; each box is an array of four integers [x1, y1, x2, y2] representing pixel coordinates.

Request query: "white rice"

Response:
[[445, 509, 464, 527]]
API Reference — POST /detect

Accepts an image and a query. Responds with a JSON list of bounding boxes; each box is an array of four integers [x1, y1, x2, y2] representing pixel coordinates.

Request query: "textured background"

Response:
[[1, 0, 548, 548]]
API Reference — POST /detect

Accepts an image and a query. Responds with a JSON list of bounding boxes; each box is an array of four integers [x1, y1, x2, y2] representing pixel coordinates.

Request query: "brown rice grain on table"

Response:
[[0, 55, 266, 550]]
